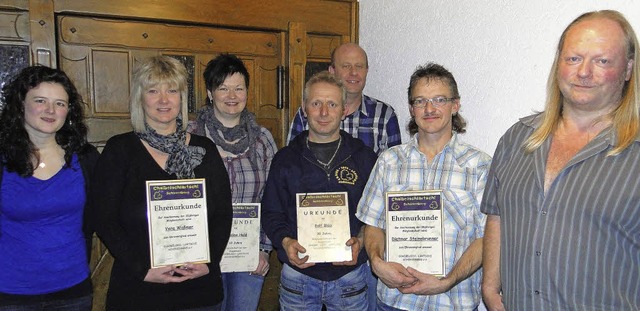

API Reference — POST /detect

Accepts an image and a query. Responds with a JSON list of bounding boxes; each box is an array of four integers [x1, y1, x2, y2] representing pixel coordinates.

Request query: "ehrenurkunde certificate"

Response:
[[146, 179, 210, 268], [385, 190, 445, 276]]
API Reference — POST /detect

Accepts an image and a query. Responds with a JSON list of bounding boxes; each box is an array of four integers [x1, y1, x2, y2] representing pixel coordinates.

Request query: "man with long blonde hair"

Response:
[[481, 10, 639, 310]]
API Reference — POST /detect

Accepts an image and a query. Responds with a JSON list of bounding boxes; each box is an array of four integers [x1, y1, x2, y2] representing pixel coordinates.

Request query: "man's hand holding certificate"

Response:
[[385, 190, 445, 277], [295, 192, 352, 264]]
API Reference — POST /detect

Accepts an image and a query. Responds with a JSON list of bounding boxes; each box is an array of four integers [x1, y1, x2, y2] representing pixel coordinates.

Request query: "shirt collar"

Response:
[[520, 112, 626, 145], [408, 132, 457, 157], [355, 95, 370, 117]]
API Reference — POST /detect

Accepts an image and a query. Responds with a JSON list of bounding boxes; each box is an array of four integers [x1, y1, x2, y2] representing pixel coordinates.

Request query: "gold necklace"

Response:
[[306, 136, 342, 169]]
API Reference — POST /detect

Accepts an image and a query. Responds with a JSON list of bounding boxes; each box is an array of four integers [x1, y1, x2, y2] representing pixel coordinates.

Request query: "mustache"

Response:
[[418, 111, 440, 117]]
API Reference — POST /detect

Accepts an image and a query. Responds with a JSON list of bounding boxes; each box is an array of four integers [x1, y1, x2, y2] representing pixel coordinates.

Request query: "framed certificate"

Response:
[[385, 190, 445, 276], [296, 192, 352, 263], [220, 203, 261, 273], [146, 179, 210, 268]]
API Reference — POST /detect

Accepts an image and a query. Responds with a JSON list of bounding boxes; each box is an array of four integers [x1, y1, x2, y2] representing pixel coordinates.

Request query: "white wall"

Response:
[[359, 1, 640, 155]]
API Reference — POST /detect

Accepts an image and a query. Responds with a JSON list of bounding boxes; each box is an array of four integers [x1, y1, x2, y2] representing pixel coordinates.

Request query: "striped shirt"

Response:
[[287, 94, 401, 155], [481, 114, 640, 310], [357, 133, 491, 310]]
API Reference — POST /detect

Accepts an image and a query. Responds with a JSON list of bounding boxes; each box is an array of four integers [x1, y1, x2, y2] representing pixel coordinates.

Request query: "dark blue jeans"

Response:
[[221, 271, 265, 311], [365, 261, 378, 311], [0, 294, 92, 311], [279, 263, 368, 311]]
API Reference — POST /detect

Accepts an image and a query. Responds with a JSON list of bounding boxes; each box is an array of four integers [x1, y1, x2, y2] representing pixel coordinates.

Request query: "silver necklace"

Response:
[[306, 136, 342, 169]]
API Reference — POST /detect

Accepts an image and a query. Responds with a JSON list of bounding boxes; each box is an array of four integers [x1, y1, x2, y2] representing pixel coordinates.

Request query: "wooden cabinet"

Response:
[[0, 1, 357, 309]]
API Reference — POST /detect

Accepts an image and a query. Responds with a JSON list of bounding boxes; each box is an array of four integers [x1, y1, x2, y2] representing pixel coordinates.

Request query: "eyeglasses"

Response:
[[410, 97, 457, 108]]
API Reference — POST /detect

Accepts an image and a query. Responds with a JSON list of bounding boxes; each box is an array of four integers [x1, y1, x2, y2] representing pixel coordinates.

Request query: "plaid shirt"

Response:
[[189, 122, 277, 251], [287, 94, 401, 155], [356, 134, 491, 310]]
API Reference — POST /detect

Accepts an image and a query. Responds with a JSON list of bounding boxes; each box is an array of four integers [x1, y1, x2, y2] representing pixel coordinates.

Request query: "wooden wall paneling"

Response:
[[53, 0, 355, 36], [251, 56, 283, 148], [0, 8, 30, 85], [0, 10, 29, 42], [303, 34, 342, 83], [57, 24, 138, 146], [306, 34, 342, 60], [0, 1, 28, 10], [349, 1, 359, 42], [92, 50, 130, 114], [192, 53, 209, 118], [58, 16, 280, 56], [287, 21, 306, 136], [28, 0, 54, 66], [56, 15, 287, 146], [57, 43, 90, 108]]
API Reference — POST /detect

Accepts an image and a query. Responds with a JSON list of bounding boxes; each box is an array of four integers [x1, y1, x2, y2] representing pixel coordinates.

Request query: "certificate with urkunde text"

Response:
[[220, 203, 260, 272], [146, 179, 210, 268], [296, 192, 351, 263], [385, 190, 445, 276]]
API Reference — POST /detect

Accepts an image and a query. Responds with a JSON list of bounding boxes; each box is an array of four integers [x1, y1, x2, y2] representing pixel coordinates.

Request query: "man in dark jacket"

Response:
[[262, 71, 377, 310]]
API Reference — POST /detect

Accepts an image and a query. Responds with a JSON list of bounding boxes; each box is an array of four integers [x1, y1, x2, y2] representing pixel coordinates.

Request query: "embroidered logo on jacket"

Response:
[[335, 166, 358, 185]]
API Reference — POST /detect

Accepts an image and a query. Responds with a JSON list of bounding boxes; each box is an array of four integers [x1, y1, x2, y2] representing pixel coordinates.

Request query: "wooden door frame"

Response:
[[20, 0, 358, 144]]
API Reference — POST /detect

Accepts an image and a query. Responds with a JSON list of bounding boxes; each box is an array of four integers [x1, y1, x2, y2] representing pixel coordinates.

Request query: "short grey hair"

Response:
[[303, 70, 346, 106]]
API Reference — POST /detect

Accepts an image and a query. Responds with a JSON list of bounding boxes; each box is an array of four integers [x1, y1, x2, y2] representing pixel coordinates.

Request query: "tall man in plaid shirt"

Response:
[[357, 63, 491, 310], [287, 43, 401, 155]]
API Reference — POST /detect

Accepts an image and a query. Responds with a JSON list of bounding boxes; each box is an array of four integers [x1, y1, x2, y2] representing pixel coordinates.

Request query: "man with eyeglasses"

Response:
[[262, 71, 377, 310], [482, 10, 640, 310], [287, 43, 401, 155], [356, 63, 491, 310]]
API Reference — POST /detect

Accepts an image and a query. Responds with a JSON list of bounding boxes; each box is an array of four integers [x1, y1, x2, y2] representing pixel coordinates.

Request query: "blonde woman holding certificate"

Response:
[[92, 56, 232, 310]]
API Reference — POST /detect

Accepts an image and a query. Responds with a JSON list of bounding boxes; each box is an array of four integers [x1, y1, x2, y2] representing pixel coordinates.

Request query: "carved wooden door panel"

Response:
[[57, 15, 285, 148], [56, 15, 284, 310]]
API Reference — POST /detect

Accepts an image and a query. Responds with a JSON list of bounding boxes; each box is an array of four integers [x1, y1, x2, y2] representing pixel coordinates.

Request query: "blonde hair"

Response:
[[130, 56, 189, 132], [524, 10, 639, 156]]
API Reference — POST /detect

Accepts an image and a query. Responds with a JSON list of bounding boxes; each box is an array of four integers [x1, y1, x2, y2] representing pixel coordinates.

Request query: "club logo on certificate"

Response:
[[385, 190, 445, 276]]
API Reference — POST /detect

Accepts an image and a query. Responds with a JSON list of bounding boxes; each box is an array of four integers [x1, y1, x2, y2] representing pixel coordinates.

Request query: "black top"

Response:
[[91, 132, 232, 310]]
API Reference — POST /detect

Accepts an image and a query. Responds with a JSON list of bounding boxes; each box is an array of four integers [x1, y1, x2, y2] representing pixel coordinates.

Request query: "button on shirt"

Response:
[[356, 134, 491, 310], [287, 94, 401, 155], [481, 114, 640, 310]]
